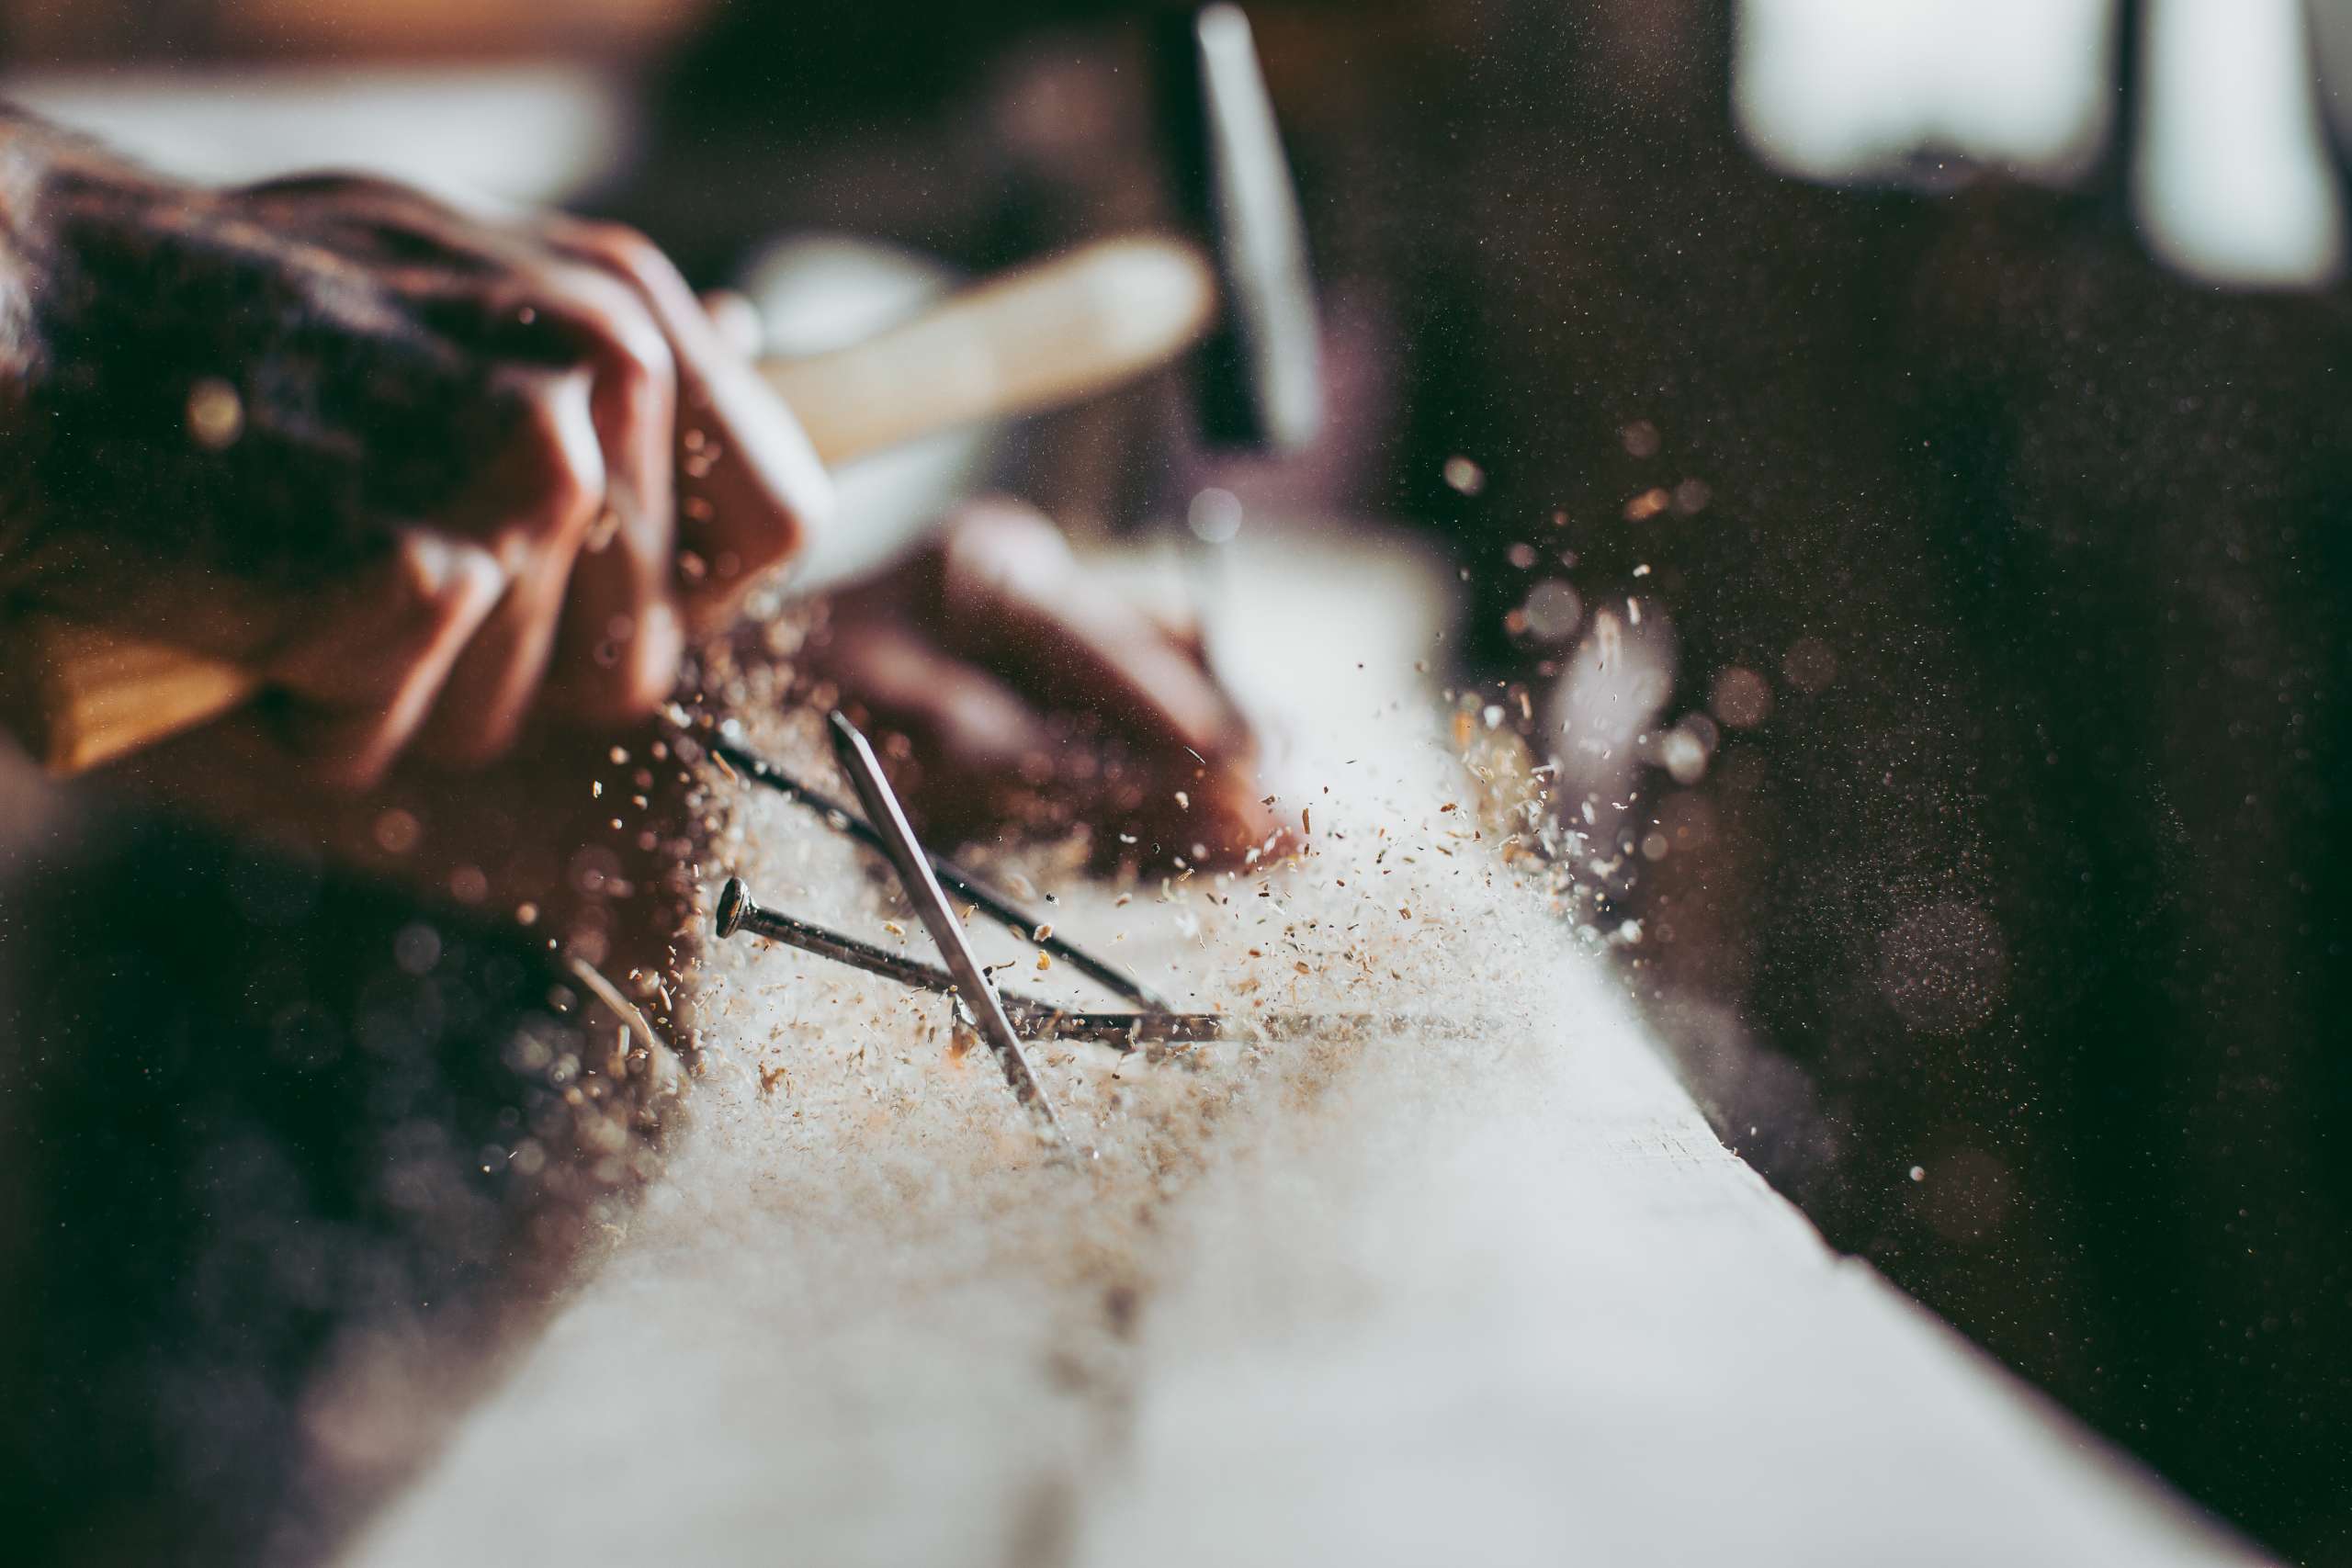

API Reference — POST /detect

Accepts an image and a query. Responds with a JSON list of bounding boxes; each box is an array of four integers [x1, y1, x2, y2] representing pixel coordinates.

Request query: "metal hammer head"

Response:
[[1155, 4, 1324, 454]]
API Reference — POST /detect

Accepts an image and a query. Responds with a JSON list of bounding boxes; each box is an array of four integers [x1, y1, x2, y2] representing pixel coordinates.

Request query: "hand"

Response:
[[805, 498, 1280, 869], [2, 137, 829, 789]]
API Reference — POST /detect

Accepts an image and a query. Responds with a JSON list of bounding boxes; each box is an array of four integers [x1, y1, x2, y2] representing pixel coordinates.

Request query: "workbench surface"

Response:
[[333, 525, 2261, 1568]]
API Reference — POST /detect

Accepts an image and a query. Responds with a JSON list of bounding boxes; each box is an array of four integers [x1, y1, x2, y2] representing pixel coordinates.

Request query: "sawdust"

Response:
[[347, 522, 1640, 1564], [663, 671, 1581, 1342], [341, 528, 2273, 1568]]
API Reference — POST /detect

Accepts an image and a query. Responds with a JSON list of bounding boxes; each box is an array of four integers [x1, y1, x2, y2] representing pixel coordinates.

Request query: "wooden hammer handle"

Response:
[[3, 235, 1216, 776]]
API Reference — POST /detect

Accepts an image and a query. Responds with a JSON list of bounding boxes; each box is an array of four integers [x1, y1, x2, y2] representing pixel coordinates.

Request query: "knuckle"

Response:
[[383, 533, 498, 629], [503, 384, 605, 546], [573, 220, 672, 288], [540, 265, 674, 412], [599, 310, 676, 410], [379, 537, 484, 645], [384, 536, 451, 619]]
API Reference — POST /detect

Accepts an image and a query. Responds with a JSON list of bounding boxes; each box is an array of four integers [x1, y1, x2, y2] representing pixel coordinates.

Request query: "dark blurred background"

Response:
[[3, 0, 2348, 1561]]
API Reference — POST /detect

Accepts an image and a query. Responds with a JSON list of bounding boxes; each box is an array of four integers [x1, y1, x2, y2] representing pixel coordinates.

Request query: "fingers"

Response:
[[274, 218, 757, 773], [813, 498, 1281, 867], [933, 499, 1256, 762], [823, 597, 1277, 866], [244, 258, 675, 778], [62, 178, 817, 797], [17, 525, 506, 794], [538, 216, 831, 629], [820, 620, 1061, 846], [419, 367, 607, 764], [257, 532, 507, 789], [116, 197, 806, 784], [505, 261, 688, 724], [354, 209, 817, 742]]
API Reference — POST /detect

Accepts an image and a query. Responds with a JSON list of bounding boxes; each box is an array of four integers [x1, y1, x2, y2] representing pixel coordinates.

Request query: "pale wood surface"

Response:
[[341, 525, 2265, 1568]]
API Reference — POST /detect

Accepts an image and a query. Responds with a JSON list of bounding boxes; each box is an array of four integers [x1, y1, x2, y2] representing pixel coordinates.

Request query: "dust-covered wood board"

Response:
[[342, 525, 2264, 1568]]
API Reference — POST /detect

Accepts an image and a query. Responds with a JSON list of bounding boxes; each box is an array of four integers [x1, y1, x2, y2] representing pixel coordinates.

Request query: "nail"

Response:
[[714, 875, 1232, 1050]]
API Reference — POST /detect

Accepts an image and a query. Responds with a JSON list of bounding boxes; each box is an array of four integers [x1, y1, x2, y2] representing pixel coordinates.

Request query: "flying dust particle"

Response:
[[1657, 726, 1710, 785], [1782, 636, 1838, 694], [371, 807, 422, 856], [1187, 487, 1244, 544], [186, 377, 243, 450], [1710, 667, 1773, 729], [1623, 489, 1670, 522], [1521, 580, 1581, 642]]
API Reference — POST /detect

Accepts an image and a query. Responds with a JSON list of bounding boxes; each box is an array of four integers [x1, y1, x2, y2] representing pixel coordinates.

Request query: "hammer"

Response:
[[0, 4, 1319, 777]]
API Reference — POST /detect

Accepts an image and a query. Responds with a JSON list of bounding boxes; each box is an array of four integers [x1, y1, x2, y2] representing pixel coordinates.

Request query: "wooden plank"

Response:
[[343, 524, 2263, 1568]]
